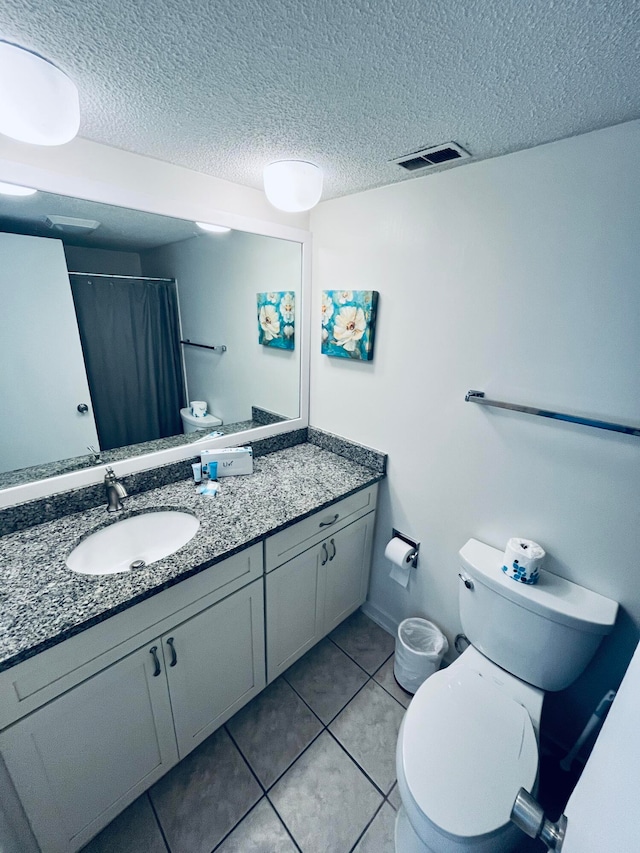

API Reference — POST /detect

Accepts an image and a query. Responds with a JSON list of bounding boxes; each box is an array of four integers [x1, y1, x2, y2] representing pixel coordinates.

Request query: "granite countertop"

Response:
[[0, 443, 383, 672]]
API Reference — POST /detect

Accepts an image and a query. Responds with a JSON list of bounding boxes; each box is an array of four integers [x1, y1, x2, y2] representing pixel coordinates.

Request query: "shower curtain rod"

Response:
[[69, 272, 175, 283]]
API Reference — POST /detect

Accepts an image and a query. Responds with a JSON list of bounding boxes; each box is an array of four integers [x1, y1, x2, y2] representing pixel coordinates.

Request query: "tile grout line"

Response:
[[224, 723, 267, 794], [325, 726, 391, 800], [373, 671, 412, 710], [283, 665, 372, 728], [323, 640, 409, 712], [145, 791, 173, 853], [279, 673, 330, 726], [264, 726, 326, 793], [327, 633, 395, 678], [264, 792, 304, 853], [205, 724, 271, 851], [209, 796, 264, 853], [347, 797, 388, 853]]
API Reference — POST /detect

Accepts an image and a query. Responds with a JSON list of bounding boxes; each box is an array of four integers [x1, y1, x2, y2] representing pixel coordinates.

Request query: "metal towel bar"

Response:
[[180, 339, 227, 352], [465, 390, 640, 437]]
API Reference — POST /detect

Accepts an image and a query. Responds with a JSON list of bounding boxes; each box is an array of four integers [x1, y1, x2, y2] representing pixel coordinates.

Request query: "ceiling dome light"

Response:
[[0, 181, 37, 196], [263, 160, 323, 212], [196, 222, 231, 234], [0, 41, 80, 145]]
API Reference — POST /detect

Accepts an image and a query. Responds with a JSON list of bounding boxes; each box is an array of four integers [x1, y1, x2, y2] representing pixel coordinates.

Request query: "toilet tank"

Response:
[[458, 539, 618, 691]]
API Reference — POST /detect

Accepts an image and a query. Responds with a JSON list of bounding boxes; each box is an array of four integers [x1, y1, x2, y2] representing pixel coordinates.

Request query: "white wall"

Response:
[[309, 120, 640, 748], [141, 231, 301, 424]]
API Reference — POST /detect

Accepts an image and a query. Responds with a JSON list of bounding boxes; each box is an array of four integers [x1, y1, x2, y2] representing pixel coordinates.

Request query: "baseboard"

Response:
[[361, 600, 398, 638]]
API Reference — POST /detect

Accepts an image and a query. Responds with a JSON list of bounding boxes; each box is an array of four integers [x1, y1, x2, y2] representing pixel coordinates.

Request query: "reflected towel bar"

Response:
[[180, 339, 227, 352], [465, 390, 640, 437]]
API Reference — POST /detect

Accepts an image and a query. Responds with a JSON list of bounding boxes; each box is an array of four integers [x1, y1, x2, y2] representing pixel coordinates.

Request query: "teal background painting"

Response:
[[257, 291, 295, 350], [321, 290, 379, 361]]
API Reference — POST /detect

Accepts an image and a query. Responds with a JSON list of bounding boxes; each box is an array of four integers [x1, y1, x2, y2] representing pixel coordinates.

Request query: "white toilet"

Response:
[[395, 537, 618, 853], [179, 407, 223, 434]]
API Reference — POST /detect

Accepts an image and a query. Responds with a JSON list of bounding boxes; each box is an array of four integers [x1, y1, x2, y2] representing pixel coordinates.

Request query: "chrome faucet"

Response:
[[104, 467, 128, 512], [87, 444, 103, 465]]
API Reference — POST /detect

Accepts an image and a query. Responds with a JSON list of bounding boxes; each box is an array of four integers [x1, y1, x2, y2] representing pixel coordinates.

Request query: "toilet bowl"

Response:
[[394, 537, 618, 853], [395, 650, 540, 852], [179, 407, 222, 434]]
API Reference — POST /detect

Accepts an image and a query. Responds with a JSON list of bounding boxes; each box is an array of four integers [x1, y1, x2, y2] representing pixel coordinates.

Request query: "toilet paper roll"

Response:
[[502, 538, 545, 585], [190, 400, 207, 418], [385, 537, 414, 588]]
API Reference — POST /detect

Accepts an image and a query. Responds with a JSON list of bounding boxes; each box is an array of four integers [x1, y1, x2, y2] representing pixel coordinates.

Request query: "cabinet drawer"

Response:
[[265, 483, 378, 572], [0, 544, 263, 729]]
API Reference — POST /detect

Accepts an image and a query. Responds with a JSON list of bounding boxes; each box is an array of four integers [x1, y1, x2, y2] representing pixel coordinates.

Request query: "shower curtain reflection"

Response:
[[70, 274, 185, 451]]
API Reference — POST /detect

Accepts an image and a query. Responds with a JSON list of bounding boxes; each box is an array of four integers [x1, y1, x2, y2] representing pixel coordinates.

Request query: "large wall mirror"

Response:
[[0, 187, 309, 498]]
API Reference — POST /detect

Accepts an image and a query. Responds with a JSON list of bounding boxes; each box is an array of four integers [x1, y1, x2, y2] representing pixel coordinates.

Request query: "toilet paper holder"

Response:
[[392, 529, 420, 568]]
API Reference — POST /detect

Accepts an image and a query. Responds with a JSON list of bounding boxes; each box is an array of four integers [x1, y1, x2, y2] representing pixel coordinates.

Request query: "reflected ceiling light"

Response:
[[196, 222, 231, 234], [0, 181, 37, 196], [0, 41, 80, 145], [263, 160, 323, 212]]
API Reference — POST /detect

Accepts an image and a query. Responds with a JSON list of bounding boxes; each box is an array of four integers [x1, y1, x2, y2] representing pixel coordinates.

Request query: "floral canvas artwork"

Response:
[[321, 290, 379, 361], [257, 291, 295, 350]]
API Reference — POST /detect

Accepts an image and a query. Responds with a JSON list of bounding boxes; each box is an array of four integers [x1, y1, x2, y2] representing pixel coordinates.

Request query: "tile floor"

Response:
[[80, 610, 573, 853]]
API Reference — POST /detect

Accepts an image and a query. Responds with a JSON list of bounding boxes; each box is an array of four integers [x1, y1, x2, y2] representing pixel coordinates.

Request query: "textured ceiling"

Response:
[[0, 0, 639, 200], [0, 190, 202, 251]]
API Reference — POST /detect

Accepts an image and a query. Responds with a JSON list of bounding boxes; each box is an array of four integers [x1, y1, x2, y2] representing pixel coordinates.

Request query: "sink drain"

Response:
[[130, 559, 146, 570]]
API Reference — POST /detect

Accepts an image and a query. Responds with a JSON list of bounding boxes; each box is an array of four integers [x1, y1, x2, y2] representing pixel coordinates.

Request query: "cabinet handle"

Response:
[[329, 538, 336, 561], [150, 645, 161, 677], [319, 513, 339, 528], [321, 543, 329, 565], [166, 637, 178, 667]]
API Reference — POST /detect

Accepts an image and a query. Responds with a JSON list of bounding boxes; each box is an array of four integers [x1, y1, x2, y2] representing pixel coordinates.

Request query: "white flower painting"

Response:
[[257, 291, 295, 349], [321, 290, 378, 361]]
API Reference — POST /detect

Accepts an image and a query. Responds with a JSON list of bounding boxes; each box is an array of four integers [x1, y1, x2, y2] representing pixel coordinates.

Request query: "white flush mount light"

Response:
[[263, 160, 323, 212], [0, 41, 80, 145], [0, 181, 37, 196], [195, 222, 232, 234]]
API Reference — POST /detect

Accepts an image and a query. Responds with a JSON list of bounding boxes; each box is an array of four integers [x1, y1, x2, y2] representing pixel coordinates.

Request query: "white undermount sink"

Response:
[[66, 511, 200, 576]]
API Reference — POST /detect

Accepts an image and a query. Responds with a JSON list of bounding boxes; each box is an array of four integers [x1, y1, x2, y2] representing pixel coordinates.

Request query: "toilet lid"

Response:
[[401, 666, 538, 838]]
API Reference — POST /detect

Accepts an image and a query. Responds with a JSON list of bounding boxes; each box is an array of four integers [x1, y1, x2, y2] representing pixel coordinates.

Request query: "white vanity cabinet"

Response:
[[163, 578, 265, 757], [0, 479, 380, 853], [0, 548, 265, 853], [265, 484, 377, 682], [0, 641, 178, 853]]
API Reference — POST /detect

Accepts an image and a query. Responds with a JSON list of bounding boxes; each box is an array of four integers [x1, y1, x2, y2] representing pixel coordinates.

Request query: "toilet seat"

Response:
[[400, 665, 538, 840]]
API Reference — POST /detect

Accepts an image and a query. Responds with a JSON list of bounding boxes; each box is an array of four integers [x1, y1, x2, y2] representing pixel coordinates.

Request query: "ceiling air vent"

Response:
[[43, 214, 101, 234], [393, 142, 470, 172]]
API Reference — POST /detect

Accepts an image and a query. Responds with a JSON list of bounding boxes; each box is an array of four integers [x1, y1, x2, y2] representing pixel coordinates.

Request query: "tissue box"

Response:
[[201, 447, 253, 477]]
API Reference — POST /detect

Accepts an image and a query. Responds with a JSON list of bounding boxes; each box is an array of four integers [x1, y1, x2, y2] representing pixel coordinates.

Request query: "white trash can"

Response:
[[394, 617, 449, 694]]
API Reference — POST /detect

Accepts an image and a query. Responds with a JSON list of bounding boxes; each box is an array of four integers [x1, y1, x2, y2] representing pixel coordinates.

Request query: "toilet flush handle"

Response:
[[458, 573, 474, 590]]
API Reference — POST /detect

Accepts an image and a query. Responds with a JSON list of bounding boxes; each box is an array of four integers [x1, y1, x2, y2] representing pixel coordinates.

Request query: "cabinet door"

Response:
[[0, 643, 178, 853], [265, 544, 326, 683], [322, 511, 375, 635], [165, 578, 266, 759]]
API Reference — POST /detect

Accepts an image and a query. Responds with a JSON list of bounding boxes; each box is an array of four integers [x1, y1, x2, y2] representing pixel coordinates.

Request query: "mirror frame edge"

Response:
[[0, 155, 311, 509]]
